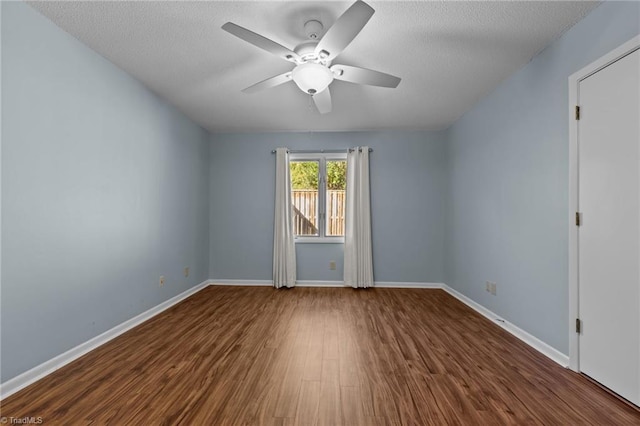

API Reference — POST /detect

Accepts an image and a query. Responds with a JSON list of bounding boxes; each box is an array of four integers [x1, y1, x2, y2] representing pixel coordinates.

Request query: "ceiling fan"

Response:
[[222, 0, 401, 114]]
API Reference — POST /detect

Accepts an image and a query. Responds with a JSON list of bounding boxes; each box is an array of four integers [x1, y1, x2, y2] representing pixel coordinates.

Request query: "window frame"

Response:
[[289, 152, 347, 244]]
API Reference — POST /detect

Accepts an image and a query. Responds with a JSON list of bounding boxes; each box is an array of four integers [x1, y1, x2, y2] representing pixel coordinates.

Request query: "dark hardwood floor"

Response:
[[2, 286, 639, 425]]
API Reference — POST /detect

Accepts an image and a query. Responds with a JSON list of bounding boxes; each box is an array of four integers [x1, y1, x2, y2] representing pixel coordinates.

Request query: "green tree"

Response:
[[290, 161, 318, 189], [289, 160, 347, 190], [326, 161, 346, 190]]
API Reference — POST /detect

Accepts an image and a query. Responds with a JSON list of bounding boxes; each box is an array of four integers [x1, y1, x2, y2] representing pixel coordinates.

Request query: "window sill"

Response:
[[295, 237, 345, 244]]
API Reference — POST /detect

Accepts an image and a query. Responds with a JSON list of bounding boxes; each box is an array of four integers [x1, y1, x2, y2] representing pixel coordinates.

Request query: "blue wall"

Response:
[[2, 0, 638, 385], [209, 131, 447, 283], [1, 2, 210, 382], [444, 1, 640, 354]]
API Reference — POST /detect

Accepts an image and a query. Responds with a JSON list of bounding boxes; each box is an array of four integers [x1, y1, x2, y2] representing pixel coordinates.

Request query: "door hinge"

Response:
[[575, 212, 582, 226], [576, 318, 582, 333], [575, 105, 580, 120]]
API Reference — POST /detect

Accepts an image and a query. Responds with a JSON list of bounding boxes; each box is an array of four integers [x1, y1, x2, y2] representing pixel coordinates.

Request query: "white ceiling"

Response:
[[28, 1, 599, 133]]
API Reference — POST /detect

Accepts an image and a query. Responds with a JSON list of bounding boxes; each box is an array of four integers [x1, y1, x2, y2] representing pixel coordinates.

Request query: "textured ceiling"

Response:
[[28, 1, 599, 133]]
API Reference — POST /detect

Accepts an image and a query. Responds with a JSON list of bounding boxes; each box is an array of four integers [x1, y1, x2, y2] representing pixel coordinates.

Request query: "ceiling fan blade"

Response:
[[313, 88, 332, 114], [314, 1, 374, 61], [222, 22, 300, 63], [242, 72, 293, 94], [331, 64, 401, 88]]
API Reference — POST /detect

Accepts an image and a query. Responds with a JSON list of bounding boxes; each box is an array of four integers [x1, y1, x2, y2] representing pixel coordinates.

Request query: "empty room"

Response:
[[1, 0, 640, 424]]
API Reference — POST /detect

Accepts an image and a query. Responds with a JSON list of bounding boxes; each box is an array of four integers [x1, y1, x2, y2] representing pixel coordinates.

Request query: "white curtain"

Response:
[[344, 146, 374, 288], [273, 148, 297, 288]]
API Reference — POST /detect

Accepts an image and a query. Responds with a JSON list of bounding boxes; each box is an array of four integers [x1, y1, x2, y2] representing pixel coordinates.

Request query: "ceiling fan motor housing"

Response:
[[294, 40, 330, 66]]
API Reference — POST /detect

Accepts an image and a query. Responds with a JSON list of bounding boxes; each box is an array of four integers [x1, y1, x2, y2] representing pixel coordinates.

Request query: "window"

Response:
[[290, 153, 347, 242]]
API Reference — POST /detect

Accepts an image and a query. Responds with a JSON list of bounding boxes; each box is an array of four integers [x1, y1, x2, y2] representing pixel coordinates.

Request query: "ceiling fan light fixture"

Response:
[[292, 62, 334, 95]]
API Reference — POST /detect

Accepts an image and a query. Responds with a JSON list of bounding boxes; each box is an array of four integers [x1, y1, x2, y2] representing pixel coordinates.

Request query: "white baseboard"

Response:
[[442, 284, 569, 367], [209, 280, 344, 287], [209, 279, 272, 286], [296, 280, 345, 287], [209, 280, 444, 289], [374, 281, 444, 289], [298, 281, 443, 288], [0, 280, 210, 400]]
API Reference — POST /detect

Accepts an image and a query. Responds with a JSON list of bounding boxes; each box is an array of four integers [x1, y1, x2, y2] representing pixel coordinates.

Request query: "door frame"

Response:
[[568, 35, 640, 372]]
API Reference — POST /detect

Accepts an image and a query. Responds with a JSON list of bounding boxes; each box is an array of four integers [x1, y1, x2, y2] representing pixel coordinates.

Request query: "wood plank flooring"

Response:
[[2, 286, 639, 425]]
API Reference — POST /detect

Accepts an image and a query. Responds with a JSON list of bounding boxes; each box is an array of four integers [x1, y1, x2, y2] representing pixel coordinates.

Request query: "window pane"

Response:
[[290, 161, 319, 236], [326, 160, 347, 236]]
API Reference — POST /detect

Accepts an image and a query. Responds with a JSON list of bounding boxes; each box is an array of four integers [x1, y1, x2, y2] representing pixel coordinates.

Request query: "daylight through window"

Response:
[[290, 153, 347, 240]]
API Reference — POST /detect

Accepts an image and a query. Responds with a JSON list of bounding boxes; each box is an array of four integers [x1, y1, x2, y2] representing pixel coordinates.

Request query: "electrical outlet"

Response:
[[329, 261, 336, 270], [184, 267, 189, 278], [159, 276, 165, 287], [491, 282, 497, 296]]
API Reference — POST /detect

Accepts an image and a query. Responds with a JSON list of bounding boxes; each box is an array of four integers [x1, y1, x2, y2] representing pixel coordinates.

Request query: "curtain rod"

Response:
[[271, 148, 373, 154]]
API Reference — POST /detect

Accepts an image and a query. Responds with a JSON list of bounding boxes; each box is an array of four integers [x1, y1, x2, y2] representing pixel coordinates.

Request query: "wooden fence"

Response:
[[292, 190, 345, 236]]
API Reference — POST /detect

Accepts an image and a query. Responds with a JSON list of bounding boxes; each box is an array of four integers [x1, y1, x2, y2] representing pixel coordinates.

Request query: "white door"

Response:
[[578, 48, 640, 405]]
